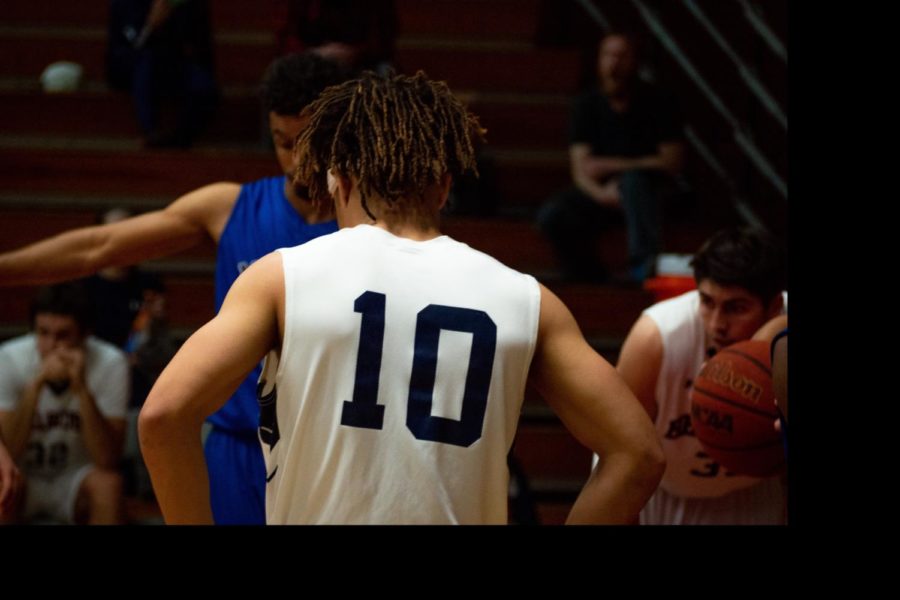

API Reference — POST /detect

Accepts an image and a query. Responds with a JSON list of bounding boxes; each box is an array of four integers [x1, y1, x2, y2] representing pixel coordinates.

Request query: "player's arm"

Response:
[[0, 182, 241, 287], [752, 315, 788, 344], [626, 140, 685, 176], [771, 331, 788, 423], [0, 346, 44, 460], [616, 314, 664, 422], [138, 252, 283, 525], [581, 141, 685, 181], [570, 144, 619, 204], [0, 430, 22, 517], [70, 350, 129, 470], [73, 387, 126, 470], [529, 285, 665, 524]]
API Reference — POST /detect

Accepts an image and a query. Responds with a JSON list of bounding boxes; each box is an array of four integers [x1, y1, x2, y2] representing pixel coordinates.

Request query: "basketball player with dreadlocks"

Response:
[[139, 71, 665, 524], [0, 53, 350, 525]]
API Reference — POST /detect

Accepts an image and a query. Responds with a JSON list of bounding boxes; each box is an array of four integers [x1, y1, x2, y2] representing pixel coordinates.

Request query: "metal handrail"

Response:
[[683, 0, 786, 130], [629, 0, 786, 199], [737, 0, 788, 63]]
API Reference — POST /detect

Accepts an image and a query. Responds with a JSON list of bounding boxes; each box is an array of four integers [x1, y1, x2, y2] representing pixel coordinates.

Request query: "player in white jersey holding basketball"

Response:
[[616, 227, 787, 524], [139, 70, 665, 525]]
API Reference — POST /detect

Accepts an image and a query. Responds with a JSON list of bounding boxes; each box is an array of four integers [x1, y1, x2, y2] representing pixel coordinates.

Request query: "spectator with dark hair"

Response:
[[615, 227, 787, 524], [106, 0, 219, 148], [0, 283, 129, 524], [537, 32, 685, 283], [0, 52, 354, 524], [276, 0, 397, 73]]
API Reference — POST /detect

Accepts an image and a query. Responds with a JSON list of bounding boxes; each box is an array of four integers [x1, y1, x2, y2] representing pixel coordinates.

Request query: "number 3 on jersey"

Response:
[[341, 291, 497, 447]]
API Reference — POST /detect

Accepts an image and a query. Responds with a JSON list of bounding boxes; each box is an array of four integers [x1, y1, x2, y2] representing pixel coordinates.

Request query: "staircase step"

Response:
[[396, 0, 542, 40], [0, 87, 567, 150], [1, 0, 280, 33], [395, 45, 580, 94], [0, 142, 569, 210]]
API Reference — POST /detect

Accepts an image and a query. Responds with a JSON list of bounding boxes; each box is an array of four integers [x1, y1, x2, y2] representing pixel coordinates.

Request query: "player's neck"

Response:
[[371, 218, 443, 241], [285, 182, 334, 224], [336, 175, 448, 240], [339, 205, 442, 241]]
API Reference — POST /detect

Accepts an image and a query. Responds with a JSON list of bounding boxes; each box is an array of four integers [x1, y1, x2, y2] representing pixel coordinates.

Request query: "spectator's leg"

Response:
[[131, 49, 157, 137], [75, 468, 124, 524], [173, 62, 219, 146], [536, 186, 610, 282], [619, 169, 663, 282]]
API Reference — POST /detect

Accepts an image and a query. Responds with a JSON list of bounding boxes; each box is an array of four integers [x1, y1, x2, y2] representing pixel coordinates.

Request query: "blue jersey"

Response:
[[210, 175, 338, 433]]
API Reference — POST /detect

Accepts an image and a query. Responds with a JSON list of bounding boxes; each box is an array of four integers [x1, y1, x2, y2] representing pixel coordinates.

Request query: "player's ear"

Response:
[[328, 169, 353, 207]]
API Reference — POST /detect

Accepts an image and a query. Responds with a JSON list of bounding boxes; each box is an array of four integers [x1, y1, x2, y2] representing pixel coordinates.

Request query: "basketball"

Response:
[[690, 339, 784, 477]]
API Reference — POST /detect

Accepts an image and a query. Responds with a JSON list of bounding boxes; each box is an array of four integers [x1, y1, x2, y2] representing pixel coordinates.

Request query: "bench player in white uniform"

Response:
[[616, 227, 787, 524], [139, 71, 665, 524], [0, 283, 129, 524]]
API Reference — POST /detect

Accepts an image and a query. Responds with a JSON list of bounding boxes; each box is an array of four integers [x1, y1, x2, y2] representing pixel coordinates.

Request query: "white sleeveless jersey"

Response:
[[262, 225, 541, 524], [640, 290, 787, 524]]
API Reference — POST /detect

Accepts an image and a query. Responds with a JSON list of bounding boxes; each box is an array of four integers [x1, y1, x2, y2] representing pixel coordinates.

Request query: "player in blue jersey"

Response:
[[0, 52, 351, 524]]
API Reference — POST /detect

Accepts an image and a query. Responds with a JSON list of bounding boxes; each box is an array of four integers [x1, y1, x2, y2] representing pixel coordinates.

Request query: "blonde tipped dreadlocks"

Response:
[[294, 70, 486, 219]]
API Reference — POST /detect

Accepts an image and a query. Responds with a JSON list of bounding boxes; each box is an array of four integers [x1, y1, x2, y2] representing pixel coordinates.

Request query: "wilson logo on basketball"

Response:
[[701, 361, 762, 405]]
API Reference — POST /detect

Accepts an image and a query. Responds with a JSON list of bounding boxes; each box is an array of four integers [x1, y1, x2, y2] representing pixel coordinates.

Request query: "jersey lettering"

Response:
[[664, 414, 694, 439]]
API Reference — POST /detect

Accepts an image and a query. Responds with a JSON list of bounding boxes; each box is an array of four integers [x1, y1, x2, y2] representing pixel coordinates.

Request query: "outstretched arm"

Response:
[[138, 252, 283, 524], [529, 285, 665, 524], [0, 182, 240, 286]]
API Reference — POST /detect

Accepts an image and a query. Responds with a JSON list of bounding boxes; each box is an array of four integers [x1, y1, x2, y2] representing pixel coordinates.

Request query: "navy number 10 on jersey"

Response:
[[341, 291, 497, 447]]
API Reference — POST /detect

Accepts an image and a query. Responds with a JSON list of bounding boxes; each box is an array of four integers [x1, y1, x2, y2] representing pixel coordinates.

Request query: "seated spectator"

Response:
[[536, 32, 685, 283], [125, 281, 178, 408], [107, 0, 219, 148], [0, 283, 129, 524]]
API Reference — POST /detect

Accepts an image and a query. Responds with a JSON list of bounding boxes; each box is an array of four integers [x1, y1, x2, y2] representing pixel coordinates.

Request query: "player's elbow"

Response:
[[86, 229, 117, 273], [137, 400, 168, 456], [138, 392, 197, 455], [621, 437, 666, 494]]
